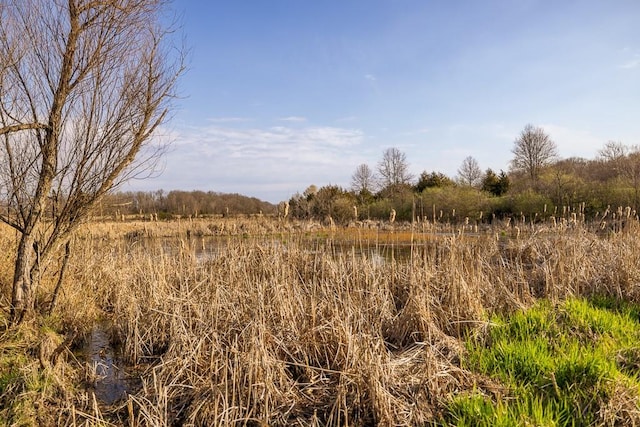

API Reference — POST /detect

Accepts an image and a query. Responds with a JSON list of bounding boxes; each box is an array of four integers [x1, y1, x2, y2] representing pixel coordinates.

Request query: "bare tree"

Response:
[[457, 156, 482, 187], [599, 142, 640, 208], [598, 140, 628, 163], [377, 147, 413, 188], [510, 124, 558, 185], [0, 0, 184, 323], [351, 163, 376, 194]]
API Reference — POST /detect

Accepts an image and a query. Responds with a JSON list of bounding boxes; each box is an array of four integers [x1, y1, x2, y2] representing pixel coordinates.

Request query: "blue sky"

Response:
[[132, 1, 640, 203]]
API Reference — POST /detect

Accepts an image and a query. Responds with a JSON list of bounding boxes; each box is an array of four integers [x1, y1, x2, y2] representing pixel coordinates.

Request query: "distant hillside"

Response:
[[100, 190, 276, 218]]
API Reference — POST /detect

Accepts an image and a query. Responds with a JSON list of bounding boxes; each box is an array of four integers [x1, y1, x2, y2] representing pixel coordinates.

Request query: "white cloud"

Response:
[[335, 115, 358, 123], [618, 49, 640, 69], [207, 117, 251, 123], [278, 116, 307, 122], [364, 74, 376, 82], [619, 59, 640, 69], [400, 128, 431, 136], [146, 123, 367, 202]]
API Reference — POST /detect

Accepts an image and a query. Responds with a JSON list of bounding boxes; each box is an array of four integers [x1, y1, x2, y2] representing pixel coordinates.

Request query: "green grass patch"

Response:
[[441, 298, 640, 426]]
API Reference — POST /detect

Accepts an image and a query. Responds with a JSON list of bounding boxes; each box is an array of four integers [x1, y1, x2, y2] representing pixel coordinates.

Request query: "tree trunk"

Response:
[[10, 233, 35, 324]]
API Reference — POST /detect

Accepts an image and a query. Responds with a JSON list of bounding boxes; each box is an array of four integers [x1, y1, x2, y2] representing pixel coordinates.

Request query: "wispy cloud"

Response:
[[150, 123, 366, 202], [207, 117, 252, 123], [401, 128, 431, 136], [619, 59, 640, 69], [335, 116, 358, 123], [364, 74, 376, 82], [278, 116, 308, 123], [618, 49, 640, 69]]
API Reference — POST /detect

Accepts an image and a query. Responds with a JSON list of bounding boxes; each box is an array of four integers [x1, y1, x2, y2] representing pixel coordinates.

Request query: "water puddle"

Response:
[[85, 322, 138, 405]]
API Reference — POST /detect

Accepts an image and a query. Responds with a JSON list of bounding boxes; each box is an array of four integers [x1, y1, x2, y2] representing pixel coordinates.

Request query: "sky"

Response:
[[130, 0, 640, 203]]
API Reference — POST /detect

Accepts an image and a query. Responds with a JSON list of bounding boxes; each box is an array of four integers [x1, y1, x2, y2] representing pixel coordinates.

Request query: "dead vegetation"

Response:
[[1, 217, 640, 425]]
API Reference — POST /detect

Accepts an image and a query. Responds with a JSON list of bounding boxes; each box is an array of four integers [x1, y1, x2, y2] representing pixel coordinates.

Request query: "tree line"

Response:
[[287, 125, 640, 225], [99, 190, 276, 219]]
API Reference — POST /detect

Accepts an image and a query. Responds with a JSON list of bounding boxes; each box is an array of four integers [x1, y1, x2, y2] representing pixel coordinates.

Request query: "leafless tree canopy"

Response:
[[457, 156, 482, 187], [597, 142, 640, 208], [598, 140, 628, 163], [0, 0, 184, 322], [510, 124, 558, 184], [351, 163, 376, 193], [377, 147, 413, 188]]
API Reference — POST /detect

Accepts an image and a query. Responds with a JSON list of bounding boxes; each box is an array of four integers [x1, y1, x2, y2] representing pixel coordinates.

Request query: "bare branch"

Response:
[[0, 123, 49, 136], [1, 0, 184, 322]]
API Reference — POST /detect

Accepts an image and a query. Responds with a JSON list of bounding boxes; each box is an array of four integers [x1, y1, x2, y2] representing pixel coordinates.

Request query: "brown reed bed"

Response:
[[2, 218, 640, 425]]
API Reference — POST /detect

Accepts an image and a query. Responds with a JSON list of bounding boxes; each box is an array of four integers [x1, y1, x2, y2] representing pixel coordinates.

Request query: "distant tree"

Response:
[[481, 169, 510, 196], [622, 150, 640, 209], [373, 183, 415, 221], [377, 148, 413, 188], [596, 142, 640, 208], [457, 156, 483, 187], [598, 141, 627, 164], [308, 185, 355, 224], [511, 124, 558, 185], [303, 185, 318, 200], [481, 169, 498, 194], [288, 193, 309, 219], [351, 164, 376, 194], [496, 171, 511, 196], [415, 171, 455, 192]]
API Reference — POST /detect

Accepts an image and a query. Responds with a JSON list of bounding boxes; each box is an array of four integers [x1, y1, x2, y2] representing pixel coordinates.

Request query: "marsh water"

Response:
[[150, 234, 427, 263], [87, 232, 466, 404], [84, 322, 139, 405]]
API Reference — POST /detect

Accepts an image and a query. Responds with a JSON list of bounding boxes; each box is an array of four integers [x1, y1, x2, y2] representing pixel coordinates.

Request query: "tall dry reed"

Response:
[[45, 222, 640, 426], [5, 217, 640, 425]]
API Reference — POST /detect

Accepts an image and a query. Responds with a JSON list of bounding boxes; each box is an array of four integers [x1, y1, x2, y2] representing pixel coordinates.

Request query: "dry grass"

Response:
[[2, 217, 640, 425]]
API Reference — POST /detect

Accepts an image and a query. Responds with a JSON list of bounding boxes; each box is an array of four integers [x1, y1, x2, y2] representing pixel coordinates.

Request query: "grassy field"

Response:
[[1, 218, 640, 425]]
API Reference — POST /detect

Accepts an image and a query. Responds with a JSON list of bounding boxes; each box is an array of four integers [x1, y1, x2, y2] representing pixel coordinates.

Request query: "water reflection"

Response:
[[84, 322, 137, 405], [140, 235, 419, 265]]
